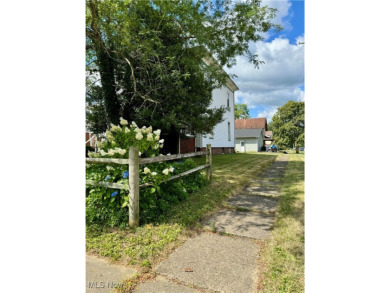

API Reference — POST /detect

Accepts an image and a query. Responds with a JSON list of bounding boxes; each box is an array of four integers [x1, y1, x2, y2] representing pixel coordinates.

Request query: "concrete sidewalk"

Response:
[[133, 154, 289, 293], [86, 254, 137, 293]]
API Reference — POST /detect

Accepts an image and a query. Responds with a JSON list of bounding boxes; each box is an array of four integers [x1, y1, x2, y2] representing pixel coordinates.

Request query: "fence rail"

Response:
[[85, 180, 127, 190], [86, 158, 129, 165], [139, 164, 209, 188], [86, 144, 212, 227], [139, 151, 207, 164]]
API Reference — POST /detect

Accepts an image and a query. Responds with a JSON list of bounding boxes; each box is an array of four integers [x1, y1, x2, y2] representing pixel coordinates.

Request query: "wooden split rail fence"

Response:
[[86, 144, 212, 227]]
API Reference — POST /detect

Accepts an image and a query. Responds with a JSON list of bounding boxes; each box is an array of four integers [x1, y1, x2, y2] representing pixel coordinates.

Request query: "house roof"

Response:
[[265, 130, 273, 137], [202, 56, 239, 92], [235, 118, 267, 130], [235, 128, 263, 138]]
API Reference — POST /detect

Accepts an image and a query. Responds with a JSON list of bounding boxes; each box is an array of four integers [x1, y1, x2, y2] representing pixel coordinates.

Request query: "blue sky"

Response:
[[225, 0, 305, 122]]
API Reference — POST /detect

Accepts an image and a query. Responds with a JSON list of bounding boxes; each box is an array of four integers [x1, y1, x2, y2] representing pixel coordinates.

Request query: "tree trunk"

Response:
[[97, 49, 120, 126], [296, 146, 299, 154]]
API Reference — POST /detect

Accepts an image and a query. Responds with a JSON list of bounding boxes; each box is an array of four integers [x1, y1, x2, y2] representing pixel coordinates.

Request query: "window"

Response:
[[227, 93, 230, 109], [228, 122, 231, 141], [209, 132, 214, 139]]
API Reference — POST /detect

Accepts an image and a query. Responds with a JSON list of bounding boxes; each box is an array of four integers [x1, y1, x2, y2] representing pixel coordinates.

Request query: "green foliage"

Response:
[[234, 103, 250, 119], [86, 0, 280, 135], [86, 159, 207, 227], [86, 119, 207, 227], [271, 101, 304, 149], [86, 223, 183, 262], [140, 159, 207, 224]]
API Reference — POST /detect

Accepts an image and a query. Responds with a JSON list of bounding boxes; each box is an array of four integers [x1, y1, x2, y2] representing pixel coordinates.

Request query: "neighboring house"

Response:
[[264, 130, 274, 151], [234, 128, 265, 152], [234, 118, 268, 152], [190, 57, 239, 155]]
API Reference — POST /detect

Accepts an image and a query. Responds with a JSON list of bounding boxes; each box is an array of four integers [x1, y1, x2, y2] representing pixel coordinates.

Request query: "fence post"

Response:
[[206, 144, 212, 182], [128, 146, 140, 227]]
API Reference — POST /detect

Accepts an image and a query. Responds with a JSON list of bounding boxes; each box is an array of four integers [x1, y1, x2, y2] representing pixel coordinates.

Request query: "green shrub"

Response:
[[86, 118, 208, 227], [140, 159, 207, 224]]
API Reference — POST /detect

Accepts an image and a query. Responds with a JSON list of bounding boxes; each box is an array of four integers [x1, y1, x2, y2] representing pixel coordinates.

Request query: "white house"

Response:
[[234, 118, 268, 152], [234, 128, 265, 152], [195, 79, 238, 154]]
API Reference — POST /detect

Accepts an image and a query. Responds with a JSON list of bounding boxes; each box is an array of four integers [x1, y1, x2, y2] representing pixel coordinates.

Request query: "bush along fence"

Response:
[[86, 143, 212, 227]]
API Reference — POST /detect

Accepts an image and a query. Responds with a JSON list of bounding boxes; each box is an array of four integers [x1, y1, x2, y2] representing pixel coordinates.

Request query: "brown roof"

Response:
[[235, 118, 267, 130], [265, 131, 273, 136]]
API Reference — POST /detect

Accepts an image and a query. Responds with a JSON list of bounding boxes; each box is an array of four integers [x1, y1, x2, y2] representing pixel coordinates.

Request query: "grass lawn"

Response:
[[86, 152, 279, 286], [259, 153, 305, 293]]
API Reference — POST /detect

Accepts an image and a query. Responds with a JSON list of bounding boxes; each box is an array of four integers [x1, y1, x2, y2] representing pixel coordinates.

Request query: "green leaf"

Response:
[[150, 187, 156, 194]]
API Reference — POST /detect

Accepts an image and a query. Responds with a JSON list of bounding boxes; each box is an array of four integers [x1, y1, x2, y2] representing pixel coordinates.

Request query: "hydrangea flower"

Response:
[[88, 152, 97, 158], [131, 121, 137, 127], [115, 148, 126, 155], [110, 124, 121, 132], [153, 129, 161, 135], [119, 117, 128, 125], [125, 127, 130, 133], [106, 166, 114, 171], [105, 175, 111, 180], [159, 139, 164, 143], [144, 167, 151, 174], [151, 172, 157, 176], [123, 171, 129, 179], [162, 169, 169, 175], [111, 191, 118, 197], [147, 133, 154, 141], [155, 135, 160, 141], [97, 140, 107, 149], [169, 166, 174, 173], [105, 131, 114, 141], [135, 132, 143, 140]]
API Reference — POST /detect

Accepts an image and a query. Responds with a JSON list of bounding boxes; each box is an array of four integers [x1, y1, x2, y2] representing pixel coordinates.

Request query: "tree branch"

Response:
[[123, 57, 159, 104]]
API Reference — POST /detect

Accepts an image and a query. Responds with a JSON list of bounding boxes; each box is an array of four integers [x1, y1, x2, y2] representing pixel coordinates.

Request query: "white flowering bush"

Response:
[[86, 118, 177, 227], [88, 118, 164, 159]]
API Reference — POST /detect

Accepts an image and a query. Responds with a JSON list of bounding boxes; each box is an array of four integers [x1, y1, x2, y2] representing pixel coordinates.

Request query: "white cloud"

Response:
[[226, 35, 304, 109], [257, 106, 278, 122], [261, 0, 292, 40]]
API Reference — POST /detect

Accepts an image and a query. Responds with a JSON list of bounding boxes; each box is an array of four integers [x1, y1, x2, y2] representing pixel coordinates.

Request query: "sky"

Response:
[[224, 0, 304, 122]]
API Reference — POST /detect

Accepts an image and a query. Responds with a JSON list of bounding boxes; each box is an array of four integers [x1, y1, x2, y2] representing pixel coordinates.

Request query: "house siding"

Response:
[[234, 129, 265, 152], [235, 138, 260, 152], [200, 85, 235, 148]]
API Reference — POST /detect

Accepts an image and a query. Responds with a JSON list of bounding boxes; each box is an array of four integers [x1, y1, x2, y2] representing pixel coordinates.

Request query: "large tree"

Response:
[[271, 101, 304, 153], [86, 0, 280, 146], [234, 103, 250, 119]]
